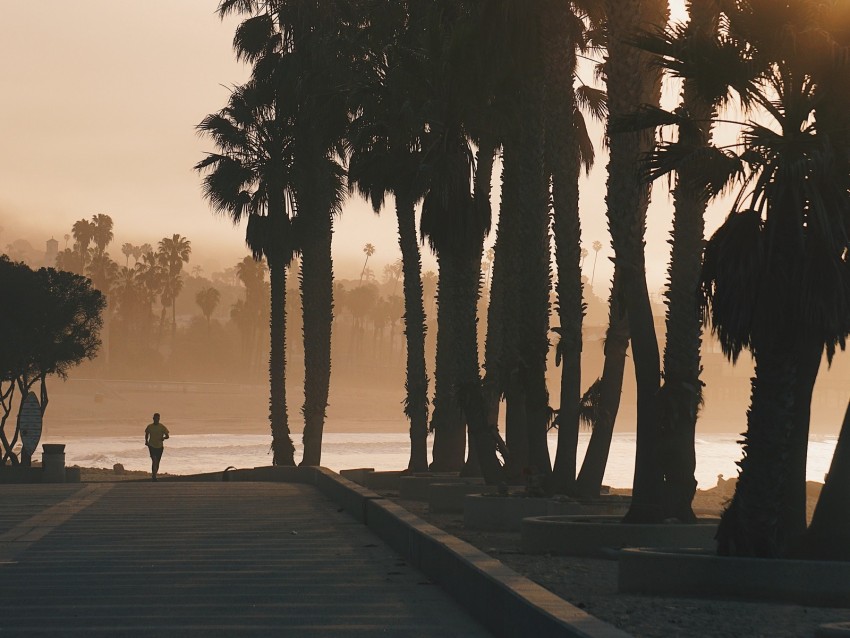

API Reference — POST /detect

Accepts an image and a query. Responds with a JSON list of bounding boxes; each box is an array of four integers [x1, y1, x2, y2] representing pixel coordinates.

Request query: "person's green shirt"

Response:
[[145, 422, 170, 448]]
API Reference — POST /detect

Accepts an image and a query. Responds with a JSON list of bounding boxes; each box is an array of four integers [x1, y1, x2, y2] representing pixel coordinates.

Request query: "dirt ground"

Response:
[[392, 485, 850, 638]]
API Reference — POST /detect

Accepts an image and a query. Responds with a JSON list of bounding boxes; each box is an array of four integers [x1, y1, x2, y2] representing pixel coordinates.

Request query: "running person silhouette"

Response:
[[144, 413, 169, 481]]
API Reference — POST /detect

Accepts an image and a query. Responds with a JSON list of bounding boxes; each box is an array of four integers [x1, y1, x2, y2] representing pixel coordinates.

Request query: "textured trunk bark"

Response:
[[268, 258, 295, 466], [716, 346, 798, 557], [659, 0, 720, 524], [546, 10, 584, 494], [801, 400, 850, 560], [781, 340, 822, 545], [575, 271, 629, 497], [430, 254, 466, 472], [300, 209, 334, 467], [604, 0, 668, 522], [395, 191, 430, 473], [516, 38, 553, 489]]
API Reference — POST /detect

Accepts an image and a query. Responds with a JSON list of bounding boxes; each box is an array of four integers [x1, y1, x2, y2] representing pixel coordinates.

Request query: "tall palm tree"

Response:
[[218, 0, 363, 467], [633, 0, 722, 522], [90, 214, 114, 256], [157, 234, 192, 340], [196, 74, 299, 466], [347, 4, 432, 471], [359, 243, 376, 286], [643, 0, 850, 554], [71, 218, 94, 274], [195, 287, 221, 333], [121, 243, 135, 268], [480, 0, 556, 486], [590, 240, 602, 287], [546, 0, 607, 494]]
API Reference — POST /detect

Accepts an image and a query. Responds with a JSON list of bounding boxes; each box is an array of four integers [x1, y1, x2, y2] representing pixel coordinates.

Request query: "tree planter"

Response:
[[399, 475, 482, 501], [339, 467, 375, 486], [429, 483, 500, 513], [618, 548, 850, 607], [464, 495, 631, 532], [363, 470, 407, 492], [522, 515, 719, 557]]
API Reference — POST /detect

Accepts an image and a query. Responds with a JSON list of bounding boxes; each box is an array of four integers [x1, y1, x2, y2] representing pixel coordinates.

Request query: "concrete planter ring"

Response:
[[464, 495, 632, 532], [619, 547, 850, 608], [521, 515, 720, 557]]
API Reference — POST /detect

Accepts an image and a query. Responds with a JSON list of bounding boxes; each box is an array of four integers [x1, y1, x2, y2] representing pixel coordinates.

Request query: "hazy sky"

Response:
[[0, 1, 718, 292]]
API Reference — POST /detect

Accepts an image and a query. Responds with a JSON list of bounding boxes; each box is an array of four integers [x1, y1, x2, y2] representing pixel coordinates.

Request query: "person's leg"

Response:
[[152, 447, 163, 480]]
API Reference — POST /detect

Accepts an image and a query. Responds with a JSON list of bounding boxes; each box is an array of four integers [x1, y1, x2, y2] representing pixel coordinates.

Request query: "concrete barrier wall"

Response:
[[315, 468, 632, 638]]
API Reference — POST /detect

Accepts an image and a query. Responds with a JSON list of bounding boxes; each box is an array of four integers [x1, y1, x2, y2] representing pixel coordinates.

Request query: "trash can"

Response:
[[42, 444, 66, 483]]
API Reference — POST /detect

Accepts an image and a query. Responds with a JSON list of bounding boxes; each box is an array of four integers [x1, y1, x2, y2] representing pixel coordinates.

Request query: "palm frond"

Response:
[[575, 85, 607, 122], [233, 14, 276, 62]]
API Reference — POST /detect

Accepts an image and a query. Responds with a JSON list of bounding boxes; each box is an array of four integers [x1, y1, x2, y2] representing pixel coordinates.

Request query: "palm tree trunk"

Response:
[[516, 57, 553, 488], [269, 259, 295, 465], [453, 247, 503, 485], [575, 270, 630, 497], [801, 400, 850, 560], [604, 0, 668, 523], [545, 8, 584, 494], [716, 345, 798, 557], [395, 190, 429, 473], [430, 254, 466, 472], [781, 341, 822, 542], [300, 209, 334, 467], [659, 0, 720, 523]]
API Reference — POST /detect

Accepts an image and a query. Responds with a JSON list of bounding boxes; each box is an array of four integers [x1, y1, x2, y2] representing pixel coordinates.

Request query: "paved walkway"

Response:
[[0, 482, 493, 636]]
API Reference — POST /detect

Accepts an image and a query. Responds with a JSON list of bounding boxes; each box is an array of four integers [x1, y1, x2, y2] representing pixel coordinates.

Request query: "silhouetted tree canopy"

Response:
[[0, 256, 104, 463]]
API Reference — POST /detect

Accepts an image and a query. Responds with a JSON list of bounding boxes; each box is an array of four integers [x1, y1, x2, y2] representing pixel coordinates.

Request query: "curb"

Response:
[[313, 468, 632, 638], [158, 466, 631, 637]]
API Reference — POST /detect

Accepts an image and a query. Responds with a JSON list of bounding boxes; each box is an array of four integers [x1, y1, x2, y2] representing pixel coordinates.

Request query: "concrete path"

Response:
[[0, 482, 493, 636]]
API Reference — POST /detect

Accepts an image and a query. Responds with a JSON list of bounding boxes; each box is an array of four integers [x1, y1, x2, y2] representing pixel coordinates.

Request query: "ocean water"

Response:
[[48, 432, 839, 489]]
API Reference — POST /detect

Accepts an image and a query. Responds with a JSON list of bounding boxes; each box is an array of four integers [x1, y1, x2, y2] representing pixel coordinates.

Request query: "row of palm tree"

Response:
[[199, 0, 850, 559]]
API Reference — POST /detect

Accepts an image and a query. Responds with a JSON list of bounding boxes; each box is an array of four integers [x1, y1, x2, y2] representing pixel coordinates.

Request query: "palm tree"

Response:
[[590, 240, 602, 287], [359, 243, 376, 286], [480, 0, 556, 485], [87, 252, 119, 293], [637, 0, 722, 522], [71, 218, 94, 274], [157, 234, 191, 341], [196, 75, 298, 466], [121, 243, 135, 268], [195, 287, 221, 333], [63, 234, 70, 249], [643, 0, 850, 554], [347, 8, 433, 471], [546, 0, 607, 494], [602, 0, 669, 522], [90, 214, 114, 256]]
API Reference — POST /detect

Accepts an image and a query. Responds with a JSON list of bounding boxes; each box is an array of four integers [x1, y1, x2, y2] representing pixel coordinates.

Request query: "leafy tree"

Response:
[[0, 257, 104, 464]]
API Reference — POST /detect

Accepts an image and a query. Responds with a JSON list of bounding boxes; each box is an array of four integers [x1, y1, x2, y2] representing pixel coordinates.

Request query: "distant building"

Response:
[[45, 237, 59, 267]]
